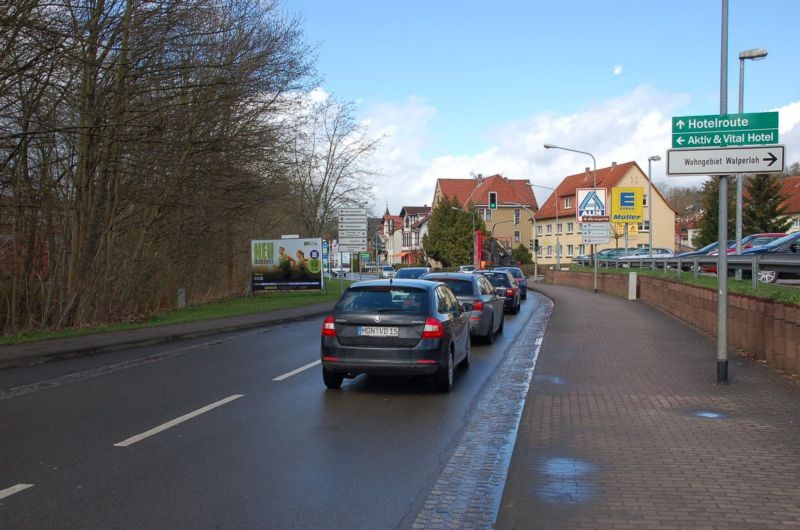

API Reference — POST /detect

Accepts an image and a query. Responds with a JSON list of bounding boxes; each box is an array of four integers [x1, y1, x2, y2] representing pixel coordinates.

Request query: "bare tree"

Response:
[[283, 95, 381, 237]]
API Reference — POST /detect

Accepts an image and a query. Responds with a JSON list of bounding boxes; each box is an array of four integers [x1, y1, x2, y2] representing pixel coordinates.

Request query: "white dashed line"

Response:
[[0, 483, 34, 500], [113, 394, 244, 447], [273, 360, 320, 381]]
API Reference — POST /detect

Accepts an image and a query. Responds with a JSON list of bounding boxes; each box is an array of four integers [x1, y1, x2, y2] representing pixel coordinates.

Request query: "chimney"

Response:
[[611, 161, 617, 167], [584, 167, 590, 181]]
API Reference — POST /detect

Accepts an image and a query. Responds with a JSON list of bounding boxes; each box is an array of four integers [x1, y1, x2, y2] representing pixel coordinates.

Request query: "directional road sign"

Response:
[[671, 112, 778, 148], [582, 222, 610, 244], [667, 145, 785, 176], [338, 208, 367, 216]]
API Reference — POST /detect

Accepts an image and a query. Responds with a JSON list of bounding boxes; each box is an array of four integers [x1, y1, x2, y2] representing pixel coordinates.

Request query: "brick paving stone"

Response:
[[495, 283, 800, 530]]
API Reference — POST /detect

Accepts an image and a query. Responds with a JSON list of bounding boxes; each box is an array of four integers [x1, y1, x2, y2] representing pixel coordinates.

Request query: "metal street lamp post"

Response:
[[531, 184, 560, 270], [647, 155, 661, 260], [451, 207, 476, 268], [544, 144, 599, 293], [735, 47, 768, 281]]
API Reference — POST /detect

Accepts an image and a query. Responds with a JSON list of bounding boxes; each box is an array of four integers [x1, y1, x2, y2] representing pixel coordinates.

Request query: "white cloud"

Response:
[[613, 65, 623, 76], [361, 86, 800, 213]]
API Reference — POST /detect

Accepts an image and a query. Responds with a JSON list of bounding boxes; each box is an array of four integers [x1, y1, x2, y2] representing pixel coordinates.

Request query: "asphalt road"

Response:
[[0, 296, 546, 529]]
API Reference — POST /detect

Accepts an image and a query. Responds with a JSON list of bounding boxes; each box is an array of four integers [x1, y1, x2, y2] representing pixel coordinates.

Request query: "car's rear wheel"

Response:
[[322, 368, 344, 389], [513, 299, 520, 314], [497, 313, 504, 334], [758, 270, 778, 284], [436, 350, 454, 392]]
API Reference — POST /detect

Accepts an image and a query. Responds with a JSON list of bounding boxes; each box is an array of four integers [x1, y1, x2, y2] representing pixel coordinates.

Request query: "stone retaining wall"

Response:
[[543, 269, 799, 378]]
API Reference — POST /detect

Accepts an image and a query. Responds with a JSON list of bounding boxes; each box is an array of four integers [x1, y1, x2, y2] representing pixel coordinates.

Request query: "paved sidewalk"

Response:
[[496, 283, 800, 529]]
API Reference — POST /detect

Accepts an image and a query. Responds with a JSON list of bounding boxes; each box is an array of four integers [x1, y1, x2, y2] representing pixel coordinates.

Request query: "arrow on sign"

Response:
[[676, 119, 685, 129], [765, 152, 778, 166], [676, 137, 685, 145]]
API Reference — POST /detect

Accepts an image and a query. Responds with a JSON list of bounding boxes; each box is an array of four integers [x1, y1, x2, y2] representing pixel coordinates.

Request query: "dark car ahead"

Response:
[[393, 267, 431, 279], [493, 266, 527, 299], [476, 270, 521, 314], [422, 272, 504, 344], [320, 279, 471, 392], [740, 232, 800, 283]]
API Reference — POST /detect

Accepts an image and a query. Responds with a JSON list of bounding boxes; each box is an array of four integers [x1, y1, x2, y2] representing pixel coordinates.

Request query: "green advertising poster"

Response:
[[251, 238, 323, 291]]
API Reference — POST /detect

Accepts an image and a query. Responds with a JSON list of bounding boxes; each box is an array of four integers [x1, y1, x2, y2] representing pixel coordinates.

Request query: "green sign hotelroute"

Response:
[[671, 111, 779, 148]]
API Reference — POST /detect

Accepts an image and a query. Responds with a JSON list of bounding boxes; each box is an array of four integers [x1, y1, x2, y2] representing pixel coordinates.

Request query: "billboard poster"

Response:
[[251, 238, 323, 291], [610, 187, 643, 223]]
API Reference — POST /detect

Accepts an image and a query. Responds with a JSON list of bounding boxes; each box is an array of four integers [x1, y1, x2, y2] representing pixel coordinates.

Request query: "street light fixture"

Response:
[[544, 144, 599, 293], [735, 47, 767, 280], [647, 155, 661, 260], [530, 184, 560, 270], [451, 206, 476, 268]]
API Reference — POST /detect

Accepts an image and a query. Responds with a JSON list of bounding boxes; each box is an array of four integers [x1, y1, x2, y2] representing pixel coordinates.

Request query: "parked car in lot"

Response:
[[493, 266, 527, 299], [703, 233, 786, 273], [674, 241, 730, 271], [379, 265, 395, 279], [740, 232, 800, 283], [615, 247, 675, 260], [476, 269, 521, 314], [320, 279, 471, 392], [422, 272, 504, 344], [393, 266, 431, 279], [458, 264, 476, 273], [576, 248, 637, 263], [331, 264, 351, 278]]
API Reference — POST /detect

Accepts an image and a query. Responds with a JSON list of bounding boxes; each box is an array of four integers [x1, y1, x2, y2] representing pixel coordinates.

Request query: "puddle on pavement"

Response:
[[536, 457, 595, 504], [534, 374, 565, 385], [694, 410, 727, 419]]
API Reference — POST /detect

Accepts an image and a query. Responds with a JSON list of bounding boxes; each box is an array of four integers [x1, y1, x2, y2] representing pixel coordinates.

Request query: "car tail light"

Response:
[[421, 317, 444, 339], [506, 288, 514, 297], [472, 299, 484, 311], [321, 315, 336, 337]]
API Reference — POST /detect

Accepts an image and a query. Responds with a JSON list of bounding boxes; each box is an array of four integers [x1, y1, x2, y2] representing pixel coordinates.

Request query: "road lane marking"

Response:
[[0, 484, 34, 500], [273, 360, 320, 381], [113, 394, 244, 447]]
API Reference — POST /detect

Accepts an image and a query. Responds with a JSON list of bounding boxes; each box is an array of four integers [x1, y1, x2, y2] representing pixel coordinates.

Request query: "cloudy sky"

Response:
[[288, 0, 800, 213]]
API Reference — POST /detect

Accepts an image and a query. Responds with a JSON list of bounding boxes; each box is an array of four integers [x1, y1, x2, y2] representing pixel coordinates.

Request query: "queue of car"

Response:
[[320, 264, 528, 392]]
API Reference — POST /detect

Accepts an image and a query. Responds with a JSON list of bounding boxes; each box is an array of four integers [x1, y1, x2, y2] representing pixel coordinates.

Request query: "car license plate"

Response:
[[358, 326, 399, 337]]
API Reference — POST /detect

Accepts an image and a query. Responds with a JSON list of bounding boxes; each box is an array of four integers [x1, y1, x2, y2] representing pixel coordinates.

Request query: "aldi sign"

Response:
[[576, 188, 607, 222]]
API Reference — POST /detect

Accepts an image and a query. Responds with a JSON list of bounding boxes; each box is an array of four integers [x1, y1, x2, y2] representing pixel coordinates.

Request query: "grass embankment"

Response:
[[571, 265, 800, 306], [0, 279, 352, 346]]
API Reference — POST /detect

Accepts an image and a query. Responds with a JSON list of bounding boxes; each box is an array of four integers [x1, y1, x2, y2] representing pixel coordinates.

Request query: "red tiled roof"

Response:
[[400, 206, 431, 216], [779, 175, 800, 214], [436, 174, 538, 210], [534, 161, 677, 220]]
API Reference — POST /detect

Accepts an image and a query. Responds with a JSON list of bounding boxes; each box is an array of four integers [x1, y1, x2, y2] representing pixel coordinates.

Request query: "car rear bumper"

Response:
[[321, 341, 447, 376]]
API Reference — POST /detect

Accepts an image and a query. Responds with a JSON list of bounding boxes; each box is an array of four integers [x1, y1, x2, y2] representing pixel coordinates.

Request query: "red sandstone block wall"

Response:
[[542, 270, 799, 378]]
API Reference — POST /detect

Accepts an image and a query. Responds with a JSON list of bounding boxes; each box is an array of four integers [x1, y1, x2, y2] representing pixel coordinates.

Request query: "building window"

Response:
[[546, 245, 553, 257], [564, 197, 572, 209], [514, 230, 521, 243], [514, 209, 520, 225], [413, 232, 420, 247], [536, 225, 542, 236], [793, 217, 800, 229], [536, 246, 542, 257], [641, 220, 651, 232], [579, 244, 585, 256], [567, 221, 574, 233], [403, 233, 411, 247], [567, 244, 574, 256], [556, 223, 562, 234], [483, 208, 492, 221], [643, 193, 649, 207], [546, 224, 552, 235]]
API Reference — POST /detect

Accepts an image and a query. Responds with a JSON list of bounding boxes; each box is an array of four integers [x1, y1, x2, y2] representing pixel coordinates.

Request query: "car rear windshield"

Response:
[[483, 273, 510, 287], [437, 279, 473, 297], [335, 287, 428, 313]]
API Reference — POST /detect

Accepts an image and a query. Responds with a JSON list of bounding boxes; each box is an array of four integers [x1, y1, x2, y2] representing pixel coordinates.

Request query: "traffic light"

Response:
[[534, 239, 539, 251], [488, 192, 497, 210]]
